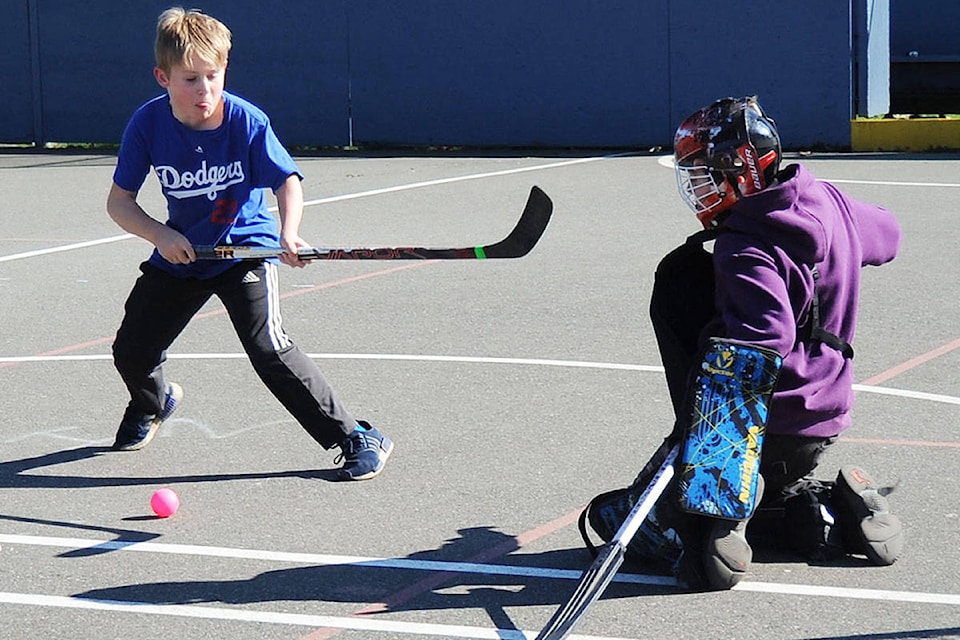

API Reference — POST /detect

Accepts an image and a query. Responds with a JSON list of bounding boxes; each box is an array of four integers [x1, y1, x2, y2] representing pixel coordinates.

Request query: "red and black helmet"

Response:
[[673, 96, 782, 227]]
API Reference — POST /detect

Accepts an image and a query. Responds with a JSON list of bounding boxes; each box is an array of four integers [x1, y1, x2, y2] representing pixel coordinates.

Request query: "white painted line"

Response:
[[0, 352, 662, 371], [0, 234, 134, 263], [0, 591, 636, 640], [733, 581, 960, 606], [2, 352, 958, 406], [829, 179, 960, 188], [0, 533, 674, 587], [303, 353, 664, 372], [852, 383, 960, 406], [297, 154, 631, 209], [656, 154, 960, 188], [0, 354, 113, 363]]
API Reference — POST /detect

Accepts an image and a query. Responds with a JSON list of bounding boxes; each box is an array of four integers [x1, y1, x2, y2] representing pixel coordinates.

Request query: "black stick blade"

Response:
[[480, 185, 553, 258]]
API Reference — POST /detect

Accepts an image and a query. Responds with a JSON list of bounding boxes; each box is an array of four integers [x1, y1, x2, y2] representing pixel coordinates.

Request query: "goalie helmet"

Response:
[[673, 96, 782, 227]]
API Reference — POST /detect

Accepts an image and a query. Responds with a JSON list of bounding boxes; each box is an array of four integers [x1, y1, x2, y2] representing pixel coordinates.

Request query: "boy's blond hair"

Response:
[[155, 7, 231, 73]]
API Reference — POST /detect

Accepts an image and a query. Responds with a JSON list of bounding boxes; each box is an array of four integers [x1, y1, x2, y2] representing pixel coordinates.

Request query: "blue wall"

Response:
[[3, 0, 941, 150], [347, 1, 671, 147], [0, 1, 34, 143]]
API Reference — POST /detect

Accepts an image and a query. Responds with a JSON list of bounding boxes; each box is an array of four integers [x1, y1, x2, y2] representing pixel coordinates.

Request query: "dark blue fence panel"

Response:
[[668, 0, 855, 148], [33, 1, 165, 145], [347, 0, 671, 147], [29, 0, 350, 146], [205, 0, 351, 147], [1, 2, 35, 143]]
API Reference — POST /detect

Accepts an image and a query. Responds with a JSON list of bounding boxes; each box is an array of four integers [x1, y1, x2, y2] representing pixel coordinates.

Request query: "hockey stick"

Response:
[[534, 444, 679, 640], [194, 185, 552, 261]]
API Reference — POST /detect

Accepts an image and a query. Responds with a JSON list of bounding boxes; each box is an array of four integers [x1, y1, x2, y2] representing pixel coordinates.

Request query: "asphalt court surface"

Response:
[[1, 150, 958, 639]]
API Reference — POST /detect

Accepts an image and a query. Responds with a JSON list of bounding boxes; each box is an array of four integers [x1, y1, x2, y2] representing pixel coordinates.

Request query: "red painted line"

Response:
[[859, 337, 960, 386], [297, 508, 583, 640], [35, 337, 115, 356], [0, 262, 432, 369], [840, 436, 960, 448]]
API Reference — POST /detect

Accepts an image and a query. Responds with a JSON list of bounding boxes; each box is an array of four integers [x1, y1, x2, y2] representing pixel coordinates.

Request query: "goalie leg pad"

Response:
[[678, 339, 783, 520]]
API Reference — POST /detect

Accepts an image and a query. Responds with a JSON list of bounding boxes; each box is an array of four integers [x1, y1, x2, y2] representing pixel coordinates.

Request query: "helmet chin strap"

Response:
[[730, 173, 747, 199]]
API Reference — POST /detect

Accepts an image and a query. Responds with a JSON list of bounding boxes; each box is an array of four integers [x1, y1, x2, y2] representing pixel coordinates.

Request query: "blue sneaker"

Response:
[[112, 383, 183, 451], [335, 421, 394, 481]]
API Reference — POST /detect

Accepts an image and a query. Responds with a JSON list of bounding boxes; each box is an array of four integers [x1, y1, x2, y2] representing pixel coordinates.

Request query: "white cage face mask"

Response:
[[675, 163, 726, 215]]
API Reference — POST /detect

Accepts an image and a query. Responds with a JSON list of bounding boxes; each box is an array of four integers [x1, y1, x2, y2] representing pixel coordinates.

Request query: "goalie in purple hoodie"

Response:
[[651, 96, 904, 589]]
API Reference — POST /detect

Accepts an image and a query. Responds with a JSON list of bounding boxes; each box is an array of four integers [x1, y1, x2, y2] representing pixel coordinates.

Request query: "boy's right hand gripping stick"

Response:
[[677, 338, 783, 521]]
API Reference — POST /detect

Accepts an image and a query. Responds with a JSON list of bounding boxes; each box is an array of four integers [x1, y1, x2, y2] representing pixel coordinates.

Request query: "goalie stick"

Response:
[[194, 185, 552, 261], [534, 444, 679, 640]]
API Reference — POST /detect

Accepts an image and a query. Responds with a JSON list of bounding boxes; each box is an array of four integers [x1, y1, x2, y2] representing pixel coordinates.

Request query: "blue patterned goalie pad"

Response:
[[678, 339, 783, 521]]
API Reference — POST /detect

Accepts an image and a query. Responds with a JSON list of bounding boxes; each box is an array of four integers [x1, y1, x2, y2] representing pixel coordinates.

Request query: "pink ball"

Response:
[[150, 488, 180, 518]]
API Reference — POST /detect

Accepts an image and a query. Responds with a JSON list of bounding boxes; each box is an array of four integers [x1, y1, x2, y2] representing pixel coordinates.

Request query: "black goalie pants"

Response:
[[112, 260, 357, 449]]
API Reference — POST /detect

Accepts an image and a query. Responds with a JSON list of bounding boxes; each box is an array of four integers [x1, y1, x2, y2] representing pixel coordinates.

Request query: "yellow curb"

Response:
[[851, 118, 960, 152]]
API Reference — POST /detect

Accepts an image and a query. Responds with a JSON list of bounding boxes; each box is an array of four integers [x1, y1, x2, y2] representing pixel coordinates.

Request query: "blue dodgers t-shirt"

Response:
[[113, 91, 302, 278]]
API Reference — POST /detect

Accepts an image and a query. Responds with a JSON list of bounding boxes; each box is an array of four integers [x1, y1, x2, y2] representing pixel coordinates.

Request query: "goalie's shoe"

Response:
[[702, 475, 764, 590], [834, 466, 903, 565], [112, 383, 183, 451], [581, 486, 684, 576], [336, 421, 394, 481]]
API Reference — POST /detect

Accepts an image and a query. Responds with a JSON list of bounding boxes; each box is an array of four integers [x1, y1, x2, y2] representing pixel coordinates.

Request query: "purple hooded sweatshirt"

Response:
[[704, 163, 900, 438]]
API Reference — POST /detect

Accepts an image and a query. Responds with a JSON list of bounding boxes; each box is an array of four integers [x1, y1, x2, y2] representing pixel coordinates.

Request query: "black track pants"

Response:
[[112, 261, 357, 449]]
